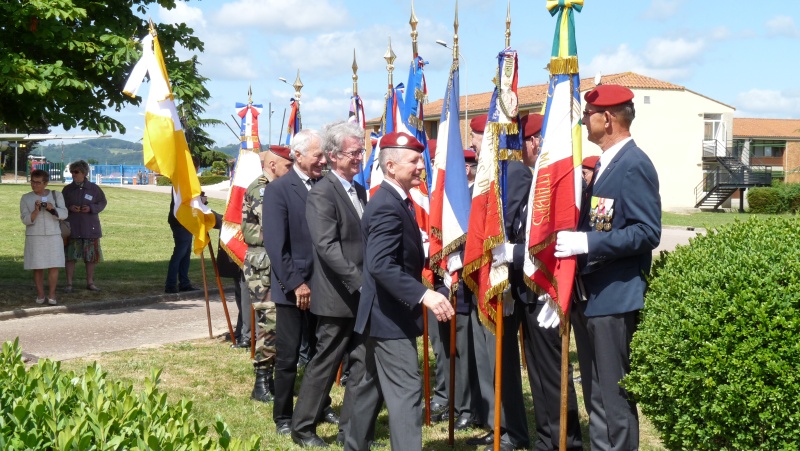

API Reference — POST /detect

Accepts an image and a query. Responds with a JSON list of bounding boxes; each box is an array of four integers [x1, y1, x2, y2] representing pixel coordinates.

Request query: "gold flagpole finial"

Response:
[[384, 37, 397, 90], [505, 0, 511, 48], [453, 0, 460, 61], [248, 84, 253, 104], [148, 18, 157, 36], [352, 49, 359, 96], [293, 69, 303, 101], [410, 0, 419, 57]]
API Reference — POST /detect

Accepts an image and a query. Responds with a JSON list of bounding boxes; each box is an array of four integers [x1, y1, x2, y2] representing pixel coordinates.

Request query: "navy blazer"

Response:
[[262, 169, 314, 306], [505, 161, 534, 304], [578, 139, 661, 316], [355, 181, 428, 339]]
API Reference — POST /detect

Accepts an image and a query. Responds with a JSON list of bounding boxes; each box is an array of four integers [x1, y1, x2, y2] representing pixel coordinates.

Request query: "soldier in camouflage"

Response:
[[242, 145, 294, 403]]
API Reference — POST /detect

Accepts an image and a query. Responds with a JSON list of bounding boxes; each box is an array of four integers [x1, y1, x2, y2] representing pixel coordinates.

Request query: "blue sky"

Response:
[[54, 0, 800, 147]]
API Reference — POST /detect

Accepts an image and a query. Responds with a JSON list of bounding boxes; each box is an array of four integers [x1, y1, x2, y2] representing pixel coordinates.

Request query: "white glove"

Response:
[[502, 289, 515, 317], [554, 231, 588, 258], [537, 297, 560, 329], [491, 243, 516, 267], [447, 251, 463, 273]]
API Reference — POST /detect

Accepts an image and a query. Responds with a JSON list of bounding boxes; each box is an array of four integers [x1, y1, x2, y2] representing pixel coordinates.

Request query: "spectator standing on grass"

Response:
[[21, 169, 69, 305], [62, 160, 107, 293]]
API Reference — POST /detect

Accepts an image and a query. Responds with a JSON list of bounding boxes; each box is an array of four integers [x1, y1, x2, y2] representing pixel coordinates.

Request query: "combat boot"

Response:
[[251, 367, 273, 403]]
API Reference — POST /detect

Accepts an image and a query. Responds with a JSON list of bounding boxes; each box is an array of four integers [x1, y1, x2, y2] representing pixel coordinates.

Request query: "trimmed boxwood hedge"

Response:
[[748, 183, 800, 214], [626, 217, 800, 450], [0, 340, 259, 450]]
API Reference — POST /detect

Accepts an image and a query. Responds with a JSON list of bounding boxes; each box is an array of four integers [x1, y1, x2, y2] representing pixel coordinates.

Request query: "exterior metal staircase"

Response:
[[695, 141, 772, 209]]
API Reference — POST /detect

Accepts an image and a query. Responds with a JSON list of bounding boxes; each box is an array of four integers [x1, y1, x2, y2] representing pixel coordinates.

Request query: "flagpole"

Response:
[[407, 3, 433, 426], [447, 3, 459, 445], [207, 238, 235, 344], [560, 316, 571, 451], [200, 248, 213, 339]]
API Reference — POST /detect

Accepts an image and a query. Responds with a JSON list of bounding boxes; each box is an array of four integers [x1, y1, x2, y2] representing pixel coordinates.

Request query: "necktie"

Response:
[[405, 198, 416, 220], [305, 178, 314, 191], [348, 186, 363, 218], [593, 160, 602, 184]]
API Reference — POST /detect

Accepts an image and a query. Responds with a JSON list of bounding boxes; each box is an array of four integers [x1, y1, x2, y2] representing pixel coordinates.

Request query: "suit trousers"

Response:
[[236, 272, 252, 341], [345, 335, 421, 451], [571, 301, 639, 451], [337, 332, 380, 444], [434, 311, 475, 420], [273, 303, 321, 426], [471, 305, 530, 448], [427, 308, 448, 406], [521, 302, 583, 451], [292, 316, 354, 437]]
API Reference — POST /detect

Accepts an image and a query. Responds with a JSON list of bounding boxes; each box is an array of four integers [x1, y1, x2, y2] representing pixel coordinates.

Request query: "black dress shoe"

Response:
[[276, 423, 291, 435], [335, 437, 384, 449], [164, 286, 179, 294], [429, 402, 447, 422], [454, 415, 474, 431], [466, 432, 495, 446], [322, 407, 340, 425], [483, 440, 514, 451], [291, 432, 329, 448], [230, 339, 250, 349], [179, 284, 199, 292]]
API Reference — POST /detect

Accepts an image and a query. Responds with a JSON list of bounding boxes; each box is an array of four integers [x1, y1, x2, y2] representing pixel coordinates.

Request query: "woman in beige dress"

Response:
[[20, 169, 68, 305]]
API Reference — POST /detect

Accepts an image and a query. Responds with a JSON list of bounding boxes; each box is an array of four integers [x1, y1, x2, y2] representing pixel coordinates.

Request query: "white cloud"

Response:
[[212, 0, 348, 33], [158, 1, 206, 28], [641, 0, 683, 20], [735, 89, 800, 117], [582, 43, 691, 82], [765, 15, 800, 38], [643, 37, 705, 68]]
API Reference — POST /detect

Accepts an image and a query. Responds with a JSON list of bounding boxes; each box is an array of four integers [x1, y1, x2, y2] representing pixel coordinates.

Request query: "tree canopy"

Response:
[[0, 0, 203, 135]]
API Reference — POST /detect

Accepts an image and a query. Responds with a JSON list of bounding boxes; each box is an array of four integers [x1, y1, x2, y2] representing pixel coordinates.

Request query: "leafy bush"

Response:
[[747, 186, 783, 213], [0, 340, 260, 450], [626, 217, 800, 450], [156, 175, 230, 187]]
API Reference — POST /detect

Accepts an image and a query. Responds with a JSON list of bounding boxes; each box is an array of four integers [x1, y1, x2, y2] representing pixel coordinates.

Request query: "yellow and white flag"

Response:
[[123, 32, 216, 254]]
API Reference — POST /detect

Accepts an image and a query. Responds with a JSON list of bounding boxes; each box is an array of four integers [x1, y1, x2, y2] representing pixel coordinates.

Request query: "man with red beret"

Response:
[[241, 144, 294, 402], [581, 155, 600, 186], [346, 131, 455, 451], [470, 114, 488, 156], [555, 84, 661, 451]]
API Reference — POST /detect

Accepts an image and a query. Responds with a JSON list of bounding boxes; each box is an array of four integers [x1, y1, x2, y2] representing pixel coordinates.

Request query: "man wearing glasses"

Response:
[[290, 121, 368, 447], [555, 84, 661, 451]]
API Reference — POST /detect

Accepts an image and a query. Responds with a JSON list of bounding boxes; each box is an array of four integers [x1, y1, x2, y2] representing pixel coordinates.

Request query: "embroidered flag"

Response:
[[285, 98, 301, 146]]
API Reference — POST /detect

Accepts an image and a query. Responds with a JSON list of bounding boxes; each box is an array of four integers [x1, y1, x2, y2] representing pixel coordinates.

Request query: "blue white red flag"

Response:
[[284, 98, 301, 145], [369, 83, 406, 198], [429, 60, 470, 293]]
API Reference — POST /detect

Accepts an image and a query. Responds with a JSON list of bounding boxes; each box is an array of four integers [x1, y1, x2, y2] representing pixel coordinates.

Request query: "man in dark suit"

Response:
[[263, 128, 337, 435], [495, 114, 583, 450], [290, 121, 368, 447], [556, 84, 661, 451], [345, 131, 455, 451]]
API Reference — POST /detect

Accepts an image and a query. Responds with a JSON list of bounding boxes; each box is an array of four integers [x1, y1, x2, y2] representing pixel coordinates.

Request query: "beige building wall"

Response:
[[784, 141, 800, 183], [580, 88, 734, 211]]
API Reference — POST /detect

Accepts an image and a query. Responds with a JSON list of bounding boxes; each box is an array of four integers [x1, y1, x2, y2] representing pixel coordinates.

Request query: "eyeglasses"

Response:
[[582, 109, 605, 118], [341, 148, 366, 159]]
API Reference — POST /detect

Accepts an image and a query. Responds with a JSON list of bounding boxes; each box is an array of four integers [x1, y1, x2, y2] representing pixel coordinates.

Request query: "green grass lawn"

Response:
[[0, 183, 226, 310], [661, 210, 793, 229]]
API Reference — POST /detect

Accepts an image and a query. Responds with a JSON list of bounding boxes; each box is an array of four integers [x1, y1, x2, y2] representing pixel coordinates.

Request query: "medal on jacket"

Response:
[[589, 196, 615, 232]]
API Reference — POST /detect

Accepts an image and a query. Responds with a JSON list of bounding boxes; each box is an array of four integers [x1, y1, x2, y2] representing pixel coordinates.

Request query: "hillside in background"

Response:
[[36, 139, 239, 165]]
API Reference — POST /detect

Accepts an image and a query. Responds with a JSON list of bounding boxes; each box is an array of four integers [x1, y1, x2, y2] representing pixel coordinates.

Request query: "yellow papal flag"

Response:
[[123, 31, 216, 254]]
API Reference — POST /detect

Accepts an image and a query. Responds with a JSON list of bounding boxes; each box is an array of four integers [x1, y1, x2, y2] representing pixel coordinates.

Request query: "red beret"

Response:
[[582, 155, 600, 169], [463, 149, 476, 162], [470, 114, 488, 133], [521, 113, 544, 138], [380, 131, 425, 152], [269, 145, 292, 161], [584, 84, 634, 107], [427, 139, 437, 160]]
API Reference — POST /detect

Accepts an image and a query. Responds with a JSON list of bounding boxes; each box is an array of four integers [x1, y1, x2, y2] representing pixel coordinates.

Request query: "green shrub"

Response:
[[626, 217, 800, 450], [747, 186, 783, 213], [0, 340, 260, 450], [156, 175, 230, 187]]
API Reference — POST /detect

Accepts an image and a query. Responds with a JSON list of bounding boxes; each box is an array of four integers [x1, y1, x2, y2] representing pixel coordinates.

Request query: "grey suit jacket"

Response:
[[306, 171, 367, 318]]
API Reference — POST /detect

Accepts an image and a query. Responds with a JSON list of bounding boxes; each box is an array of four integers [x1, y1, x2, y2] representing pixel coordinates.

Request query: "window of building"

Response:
[[750, 140, 785, 158]]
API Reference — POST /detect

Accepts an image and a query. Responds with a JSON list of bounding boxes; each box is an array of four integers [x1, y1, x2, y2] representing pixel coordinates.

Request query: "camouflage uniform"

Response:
[[242, 172, 276, 369]]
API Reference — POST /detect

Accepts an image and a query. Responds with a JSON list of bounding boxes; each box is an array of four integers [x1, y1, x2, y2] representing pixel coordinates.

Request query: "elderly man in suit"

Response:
[[345, 131, 455, 451], [263, 129, 338, 435], [290, 121, 368, 447], [555, 84, 661, 451]]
